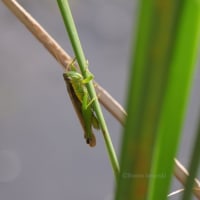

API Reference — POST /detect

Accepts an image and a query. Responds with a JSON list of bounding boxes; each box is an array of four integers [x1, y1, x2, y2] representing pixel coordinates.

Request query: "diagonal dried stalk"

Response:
[[174, 159, 200, 199], [2, 0, 200, 198], [1, 0, 126, 126]]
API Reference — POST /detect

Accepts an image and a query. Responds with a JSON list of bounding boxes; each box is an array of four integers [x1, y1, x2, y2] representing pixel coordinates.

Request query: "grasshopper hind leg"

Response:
[[84, 132, 96, 147]]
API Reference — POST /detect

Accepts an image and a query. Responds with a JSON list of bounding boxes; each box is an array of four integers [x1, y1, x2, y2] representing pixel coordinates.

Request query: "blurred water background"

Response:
[[0, 0, 199, 199]]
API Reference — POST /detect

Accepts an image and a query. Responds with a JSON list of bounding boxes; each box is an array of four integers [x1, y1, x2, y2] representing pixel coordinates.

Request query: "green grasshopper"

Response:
[[63, 60, 100, 147]]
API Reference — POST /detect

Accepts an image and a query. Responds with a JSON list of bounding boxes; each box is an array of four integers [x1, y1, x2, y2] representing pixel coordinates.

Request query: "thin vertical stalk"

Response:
[[57, 0, 119, 178]]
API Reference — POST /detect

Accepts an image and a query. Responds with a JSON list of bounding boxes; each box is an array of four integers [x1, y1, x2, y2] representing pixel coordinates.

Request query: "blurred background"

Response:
[[0, 0, 199, 199]]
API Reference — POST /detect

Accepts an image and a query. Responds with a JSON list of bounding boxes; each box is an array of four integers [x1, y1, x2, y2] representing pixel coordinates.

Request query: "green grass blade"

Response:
[[115, 0, 200, 199], [148, 1, 200, 199], [115, 0, 182, 199]]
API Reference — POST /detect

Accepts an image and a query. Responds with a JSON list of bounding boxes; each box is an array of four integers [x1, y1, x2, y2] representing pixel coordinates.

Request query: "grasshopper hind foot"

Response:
[[85, 133, 96, 147]]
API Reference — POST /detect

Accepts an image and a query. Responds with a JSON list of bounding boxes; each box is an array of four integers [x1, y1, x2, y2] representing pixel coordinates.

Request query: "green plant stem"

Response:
[[57, 0, 119, 179]]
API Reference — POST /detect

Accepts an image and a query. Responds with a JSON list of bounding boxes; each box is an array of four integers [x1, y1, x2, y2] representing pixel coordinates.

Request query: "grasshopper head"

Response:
[[65, 71, 83, 82]]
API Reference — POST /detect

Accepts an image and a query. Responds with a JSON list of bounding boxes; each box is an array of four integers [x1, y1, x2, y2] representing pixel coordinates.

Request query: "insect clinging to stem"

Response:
[[63, 59, 100, 147]]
